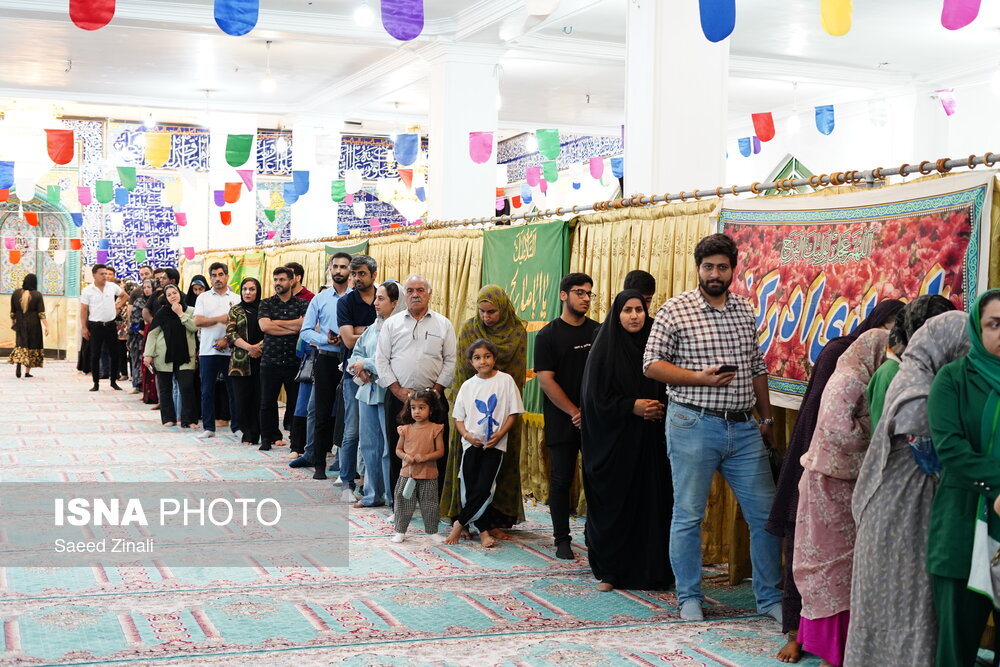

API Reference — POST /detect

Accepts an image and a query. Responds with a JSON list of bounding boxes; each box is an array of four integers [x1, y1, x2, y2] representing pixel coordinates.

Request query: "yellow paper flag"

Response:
[[165, 179, 184, 206], [820, 0, 852, 36], [145, 133, 172, 167]]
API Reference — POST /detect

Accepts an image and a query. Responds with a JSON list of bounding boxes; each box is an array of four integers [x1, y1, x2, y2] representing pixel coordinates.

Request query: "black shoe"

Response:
[[312, 462, 328, 480], [110, 382, 122, 391], [15, 364, 21, 378], [24, 372, 32, 378], [89, 384, 99, 392], [555, 541, 574, 560], [258, 442, 272, 451]]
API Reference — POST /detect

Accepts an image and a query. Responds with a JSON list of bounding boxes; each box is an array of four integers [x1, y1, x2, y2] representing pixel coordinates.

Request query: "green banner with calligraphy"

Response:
[[228, 251, 264, 293], [324, 240, 369, 261], [482, 220, 570, 414]]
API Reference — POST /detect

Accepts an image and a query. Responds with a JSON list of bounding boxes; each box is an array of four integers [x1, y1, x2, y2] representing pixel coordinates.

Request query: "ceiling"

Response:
[[0, 0, 995, 137]]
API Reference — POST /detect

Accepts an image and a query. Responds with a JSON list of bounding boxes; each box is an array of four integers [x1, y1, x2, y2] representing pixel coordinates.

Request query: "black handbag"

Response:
[[294, 349, 316, 383]]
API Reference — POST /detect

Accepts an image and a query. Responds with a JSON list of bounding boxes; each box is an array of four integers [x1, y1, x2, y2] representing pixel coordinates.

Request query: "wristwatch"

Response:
[[761, 417, 774, 425]]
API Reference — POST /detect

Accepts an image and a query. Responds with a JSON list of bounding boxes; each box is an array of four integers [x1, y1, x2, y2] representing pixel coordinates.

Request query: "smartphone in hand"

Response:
[[716, 364, 738, 374]]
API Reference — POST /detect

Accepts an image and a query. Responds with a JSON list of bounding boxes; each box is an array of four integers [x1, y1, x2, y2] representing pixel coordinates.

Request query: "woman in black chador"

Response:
[[9, 273, 47, 378]]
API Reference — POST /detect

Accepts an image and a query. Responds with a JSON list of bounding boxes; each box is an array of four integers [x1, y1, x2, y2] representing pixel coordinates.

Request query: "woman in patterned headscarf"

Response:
[[9, 273, 47, 377], [440, 285, 527, 539]]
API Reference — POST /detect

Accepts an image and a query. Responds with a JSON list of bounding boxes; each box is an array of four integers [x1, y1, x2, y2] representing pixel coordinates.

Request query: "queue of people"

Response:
[[71, 235, 997, 667]]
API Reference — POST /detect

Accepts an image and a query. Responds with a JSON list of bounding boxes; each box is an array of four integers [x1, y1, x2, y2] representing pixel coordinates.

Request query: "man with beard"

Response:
[[534, 273, 599, 560], [294, 253, 352, 474], [193, 262, 240, 438], [643, 233, 781, 623], [257, 266, 308, 451]]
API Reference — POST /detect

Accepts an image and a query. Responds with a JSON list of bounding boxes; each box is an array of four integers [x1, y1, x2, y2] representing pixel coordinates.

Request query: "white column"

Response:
[[624, 1, 729, 195], [425, 44, 501, 222], [290, 116, 343, 240]]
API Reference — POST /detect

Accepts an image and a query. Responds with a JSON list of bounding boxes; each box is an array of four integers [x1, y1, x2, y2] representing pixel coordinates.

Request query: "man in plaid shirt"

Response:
[[643, 233, 781, 623]]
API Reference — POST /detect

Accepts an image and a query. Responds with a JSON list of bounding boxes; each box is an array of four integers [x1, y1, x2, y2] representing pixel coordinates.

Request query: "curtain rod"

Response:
[[190, 151, 999, 257]]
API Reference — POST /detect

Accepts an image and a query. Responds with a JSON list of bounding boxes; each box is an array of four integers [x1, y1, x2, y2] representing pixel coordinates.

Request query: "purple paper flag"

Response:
[[752, 136, 761, 154], [214, 190, 225, 207], [96, 250, 108, 264], [526, 166, 541, 187], [469, 132, 494, 164], [589, 157, 604, 179], [381, 0, 424, 41], [936, 89, 958, 116]]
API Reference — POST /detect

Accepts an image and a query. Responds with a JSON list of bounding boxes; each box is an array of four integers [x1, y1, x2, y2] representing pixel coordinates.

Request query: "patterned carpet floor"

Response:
[[0, 362, 814, 666]]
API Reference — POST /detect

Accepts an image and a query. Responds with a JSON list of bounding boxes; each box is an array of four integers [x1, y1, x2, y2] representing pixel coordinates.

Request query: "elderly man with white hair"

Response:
[[376, 274, 457, 496]]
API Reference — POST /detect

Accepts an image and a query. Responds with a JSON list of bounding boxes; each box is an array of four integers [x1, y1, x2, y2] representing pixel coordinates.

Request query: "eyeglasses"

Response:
[[568, 288, 595, 299]]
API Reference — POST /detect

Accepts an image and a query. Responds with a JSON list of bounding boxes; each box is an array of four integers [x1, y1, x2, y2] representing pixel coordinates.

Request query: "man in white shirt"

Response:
[[80, 263, 124, 392], [376, 274, 457, 493], [193, 262, 240, 438]]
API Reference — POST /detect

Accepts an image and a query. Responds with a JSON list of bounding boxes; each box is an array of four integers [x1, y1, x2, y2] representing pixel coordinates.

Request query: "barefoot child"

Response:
[[392, 389, 446, 543], [446, 339, 524, 548]]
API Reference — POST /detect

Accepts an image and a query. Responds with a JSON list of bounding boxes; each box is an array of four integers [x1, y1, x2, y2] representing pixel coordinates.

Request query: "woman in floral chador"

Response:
[[9, 273, 47, 377]]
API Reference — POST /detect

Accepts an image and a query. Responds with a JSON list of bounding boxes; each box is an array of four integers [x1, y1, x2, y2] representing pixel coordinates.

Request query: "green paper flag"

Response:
[[46, 185, 60, 204], [95, 180, 114, 204], [135, 248, 148, 263], [542, 160, 558, 182], [536, 129, 560, 160], [117, 166, 137, 191], [331, 180, 346, 202], [264, 209, 276, 222], [226, 134, 253, 168]]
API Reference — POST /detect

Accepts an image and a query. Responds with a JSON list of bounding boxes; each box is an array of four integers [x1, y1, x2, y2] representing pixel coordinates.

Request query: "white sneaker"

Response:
[[428, 533, 445, 543], [341, 488, 355, 503], [391, 533, 405, 543], [197, 430, 216, 439]]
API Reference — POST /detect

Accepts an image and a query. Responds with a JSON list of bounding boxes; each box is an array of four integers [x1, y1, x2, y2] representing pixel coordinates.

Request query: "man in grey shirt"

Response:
[[376, 274, 457, 495]]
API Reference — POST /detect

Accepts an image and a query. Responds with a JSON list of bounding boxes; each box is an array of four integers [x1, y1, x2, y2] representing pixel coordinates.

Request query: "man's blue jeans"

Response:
[[665, 402, 782, 613], [358, 400, 389, 506], [199, 354, 236, 433], [339, 375, 360, 488]]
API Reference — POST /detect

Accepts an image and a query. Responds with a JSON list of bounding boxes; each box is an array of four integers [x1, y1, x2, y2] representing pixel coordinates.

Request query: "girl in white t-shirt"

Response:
[[445, 339, 524, 547]]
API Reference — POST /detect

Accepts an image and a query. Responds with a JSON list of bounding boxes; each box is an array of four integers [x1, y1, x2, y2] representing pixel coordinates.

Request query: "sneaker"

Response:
[[429, 533, 445, 543], [340, 488, 355, 503], [258, 442, 272, 451], [555, 541, 574, 560], [390, 533, 405, 543], [289, 456, 311, 468], [197, 430, 216, 439], [680, 600, 704, 621]]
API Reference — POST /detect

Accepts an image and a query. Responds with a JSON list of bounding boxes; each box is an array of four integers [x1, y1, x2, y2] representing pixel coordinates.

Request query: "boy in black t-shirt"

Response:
[[534, 272, 599, 560]]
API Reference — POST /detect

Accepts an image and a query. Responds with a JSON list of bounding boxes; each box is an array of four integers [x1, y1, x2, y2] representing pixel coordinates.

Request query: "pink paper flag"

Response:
[[265, 230, 276, 240], [496, 197, 505, 211], [469, 132, 494, 164], [3, 237, 14, 250], [539, 179, 548, 193], [942, 0, 981, 29], [77, 187, 92, 206], [236, 169, 254, 191], [526, 166, 541, 187], [183, 247, 196, 260], [369, 218, 381, 231], [136, 236, 147, 249], [345, 193, 354, 205], [936, 88, 958, 116], [175, 212, 188, 226], [589, 157, 604, 179]]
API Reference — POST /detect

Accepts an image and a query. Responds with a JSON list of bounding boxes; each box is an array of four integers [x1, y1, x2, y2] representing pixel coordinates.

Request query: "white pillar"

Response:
[[624, 1, 729, 195], [290, 117, 343, 240], [425, 44, 501, 222]]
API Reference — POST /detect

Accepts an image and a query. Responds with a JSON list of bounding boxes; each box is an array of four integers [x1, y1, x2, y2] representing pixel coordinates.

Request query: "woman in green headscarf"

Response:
[[927, 289, 1000, 667], [440, 285, 528, 538]]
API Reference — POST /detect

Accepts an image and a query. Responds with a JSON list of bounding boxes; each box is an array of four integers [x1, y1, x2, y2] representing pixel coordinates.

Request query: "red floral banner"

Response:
[[719, 172, 992, 407]]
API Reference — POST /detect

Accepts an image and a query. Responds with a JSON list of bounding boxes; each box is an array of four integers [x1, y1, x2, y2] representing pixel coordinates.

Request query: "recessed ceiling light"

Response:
[[354, 0, 374, 27]]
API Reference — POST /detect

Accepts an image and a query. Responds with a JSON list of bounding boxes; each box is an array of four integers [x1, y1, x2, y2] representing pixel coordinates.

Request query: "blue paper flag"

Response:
[[752, 136, 761, 154], [337, 222, 349, 236], [98, 238, 110, 250], [415, 186, 426, 202], [815, 105, 836, 135], [611, 157, 624, 179], [114, 187, 129, 206], [520, 184, 532, 204], [214, 0, 259, 36], [572, 182, 581, 190], [699, 0, 736, 42], [70, 213, 83, 227], [0, 161, 13, 190], [283, 182, 300, 205], [292, 170, 310, 196], [394, 133, 419, 166], [738, 137, 751, 157]]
